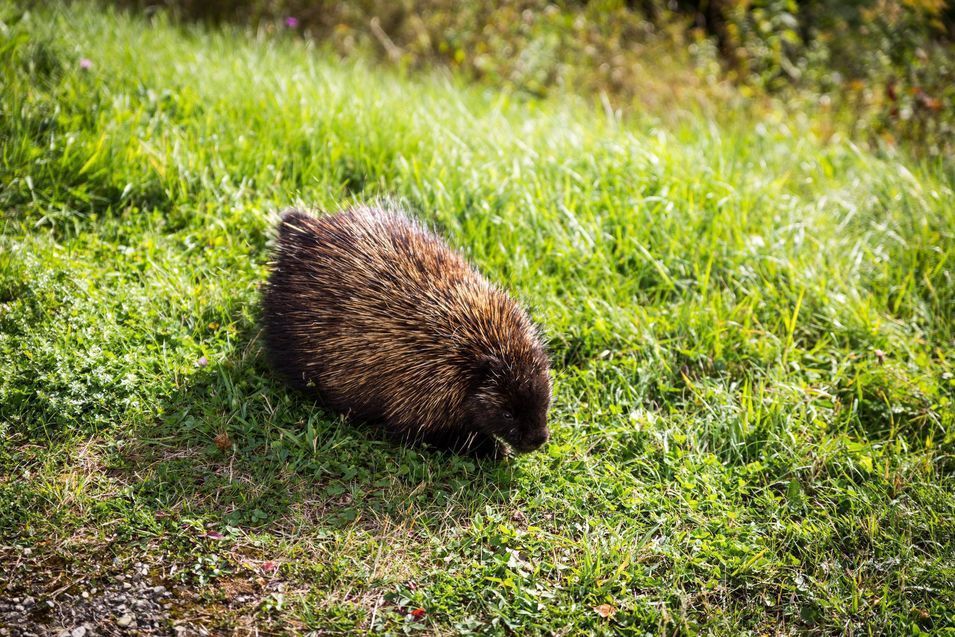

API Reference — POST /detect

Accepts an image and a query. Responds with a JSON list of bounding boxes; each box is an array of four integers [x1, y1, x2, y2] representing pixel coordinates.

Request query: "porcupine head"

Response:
[[457, 327, 552, 454]]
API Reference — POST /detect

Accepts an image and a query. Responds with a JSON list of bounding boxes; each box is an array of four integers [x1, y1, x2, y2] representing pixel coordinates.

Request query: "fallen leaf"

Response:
[[214, 431, 232, 452], [594, 604, 616, 618], [206, 530, 224, 540]]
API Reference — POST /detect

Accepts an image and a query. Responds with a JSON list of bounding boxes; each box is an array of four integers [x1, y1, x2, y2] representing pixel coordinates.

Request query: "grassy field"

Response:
[[1, 2, 953, 634]]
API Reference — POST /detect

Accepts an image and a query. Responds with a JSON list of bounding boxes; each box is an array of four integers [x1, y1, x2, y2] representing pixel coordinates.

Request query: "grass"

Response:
[[1, 2, 953, 634]]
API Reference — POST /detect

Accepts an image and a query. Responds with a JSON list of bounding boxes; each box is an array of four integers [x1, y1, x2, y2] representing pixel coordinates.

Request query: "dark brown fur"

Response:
[[262, 204, 551, 457]]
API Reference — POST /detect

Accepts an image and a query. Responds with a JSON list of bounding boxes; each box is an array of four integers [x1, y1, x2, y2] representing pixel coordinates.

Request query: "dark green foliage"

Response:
[[111, 0, 955, 157]]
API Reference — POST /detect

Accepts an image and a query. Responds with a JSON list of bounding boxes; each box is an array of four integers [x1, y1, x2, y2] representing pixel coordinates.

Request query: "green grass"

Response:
[[1, 2, 953, 634]]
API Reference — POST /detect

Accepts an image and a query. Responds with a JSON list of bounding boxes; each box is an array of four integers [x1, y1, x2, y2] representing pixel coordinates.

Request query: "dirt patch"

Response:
[[0, 547, 200, 637]]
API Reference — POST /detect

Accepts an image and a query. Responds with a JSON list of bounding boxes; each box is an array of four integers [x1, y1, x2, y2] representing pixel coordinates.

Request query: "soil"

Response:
[[0, 547, 201, 637]]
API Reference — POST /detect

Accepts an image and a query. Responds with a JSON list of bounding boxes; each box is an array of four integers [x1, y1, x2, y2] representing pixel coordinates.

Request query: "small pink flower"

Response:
[[79, 58, 93, 70], [284, 16, 299, 28], [196, 356, 208, 367]]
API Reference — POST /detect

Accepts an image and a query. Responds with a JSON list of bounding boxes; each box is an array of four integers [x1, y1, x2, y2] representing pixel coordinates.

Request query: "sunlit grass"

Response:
[[1, 2, 952, 633]]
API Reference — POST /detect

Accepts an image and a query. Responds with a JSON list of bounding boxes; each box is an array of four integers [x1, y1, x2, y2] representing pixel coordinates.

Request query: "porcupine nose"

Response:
[[523, 429, 549, 451]]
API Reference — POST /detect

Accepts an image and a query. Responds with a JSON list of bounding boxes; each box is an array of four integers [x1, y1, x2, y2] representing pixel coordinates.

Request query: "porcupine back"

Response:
[[261, 205, 547, 440]]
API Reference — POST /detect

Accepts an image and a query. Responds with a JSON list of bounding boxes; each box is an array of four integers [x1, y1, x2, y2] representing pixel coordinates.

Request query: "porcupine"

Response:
[[261, 204, 551, 457]]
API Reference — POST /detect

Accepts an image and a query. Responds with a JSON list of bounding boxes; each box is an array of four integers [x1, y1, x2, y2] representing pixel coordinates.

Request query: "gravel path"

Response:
[[0, 548, 201, 637]]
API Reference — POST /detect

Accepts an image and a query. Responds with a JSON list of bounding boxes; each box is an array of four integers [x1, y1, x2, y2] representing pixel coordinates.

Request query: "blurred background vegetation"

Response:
[[114, 0, 953, 158]]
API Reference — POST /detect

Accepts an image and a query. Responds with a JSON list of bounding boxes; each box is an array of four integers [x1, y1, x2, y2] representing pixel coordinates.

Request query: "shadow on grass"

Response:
[[121, 322, 518, 535]]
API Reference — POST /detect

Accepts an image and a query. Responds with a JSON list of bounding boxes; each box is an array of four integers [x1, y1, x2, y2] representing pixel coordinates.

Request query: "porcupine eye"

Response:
[[501, 410, 519, 440], [500, 411, 521, 442]]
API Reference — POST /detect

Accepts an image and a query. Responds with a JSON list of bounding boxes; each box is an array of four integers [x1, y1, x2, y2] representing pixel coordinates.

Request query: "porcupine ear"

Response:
[[473, 353, 504, 388]]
